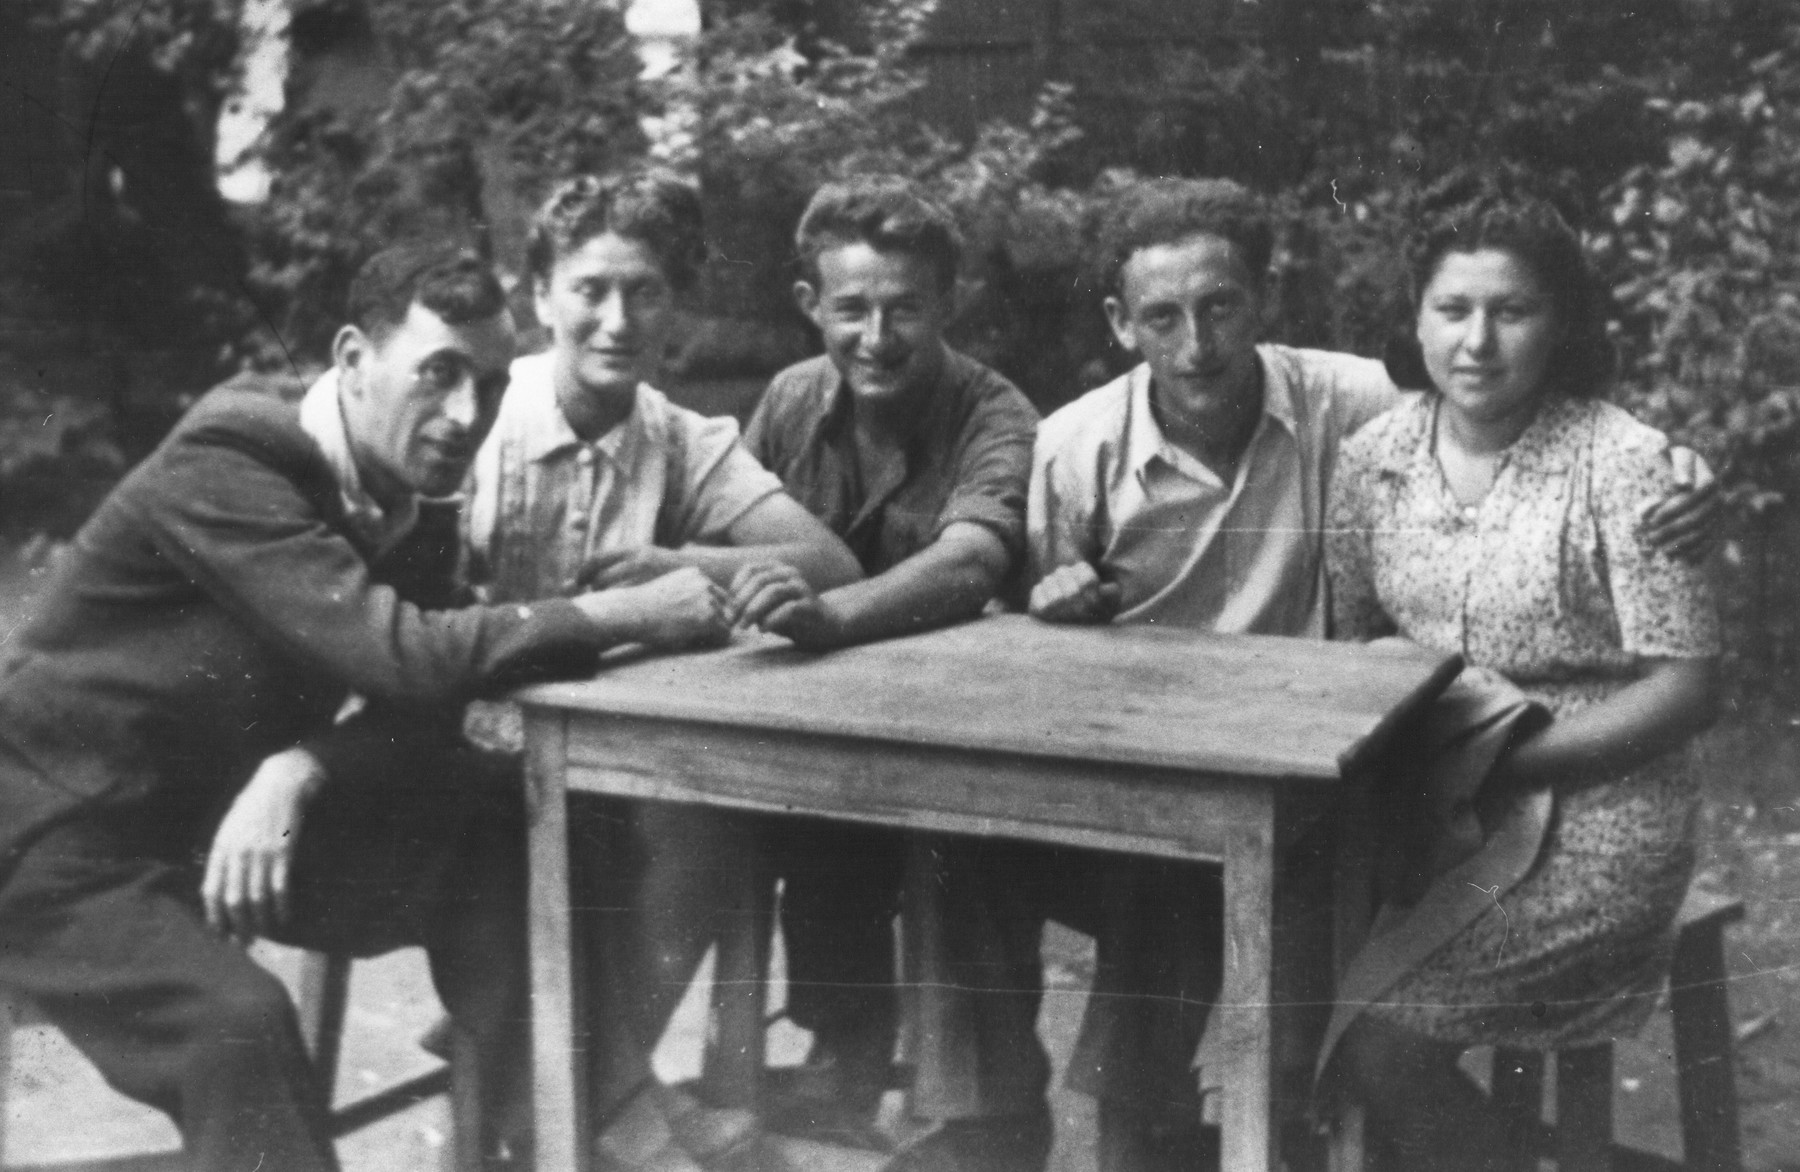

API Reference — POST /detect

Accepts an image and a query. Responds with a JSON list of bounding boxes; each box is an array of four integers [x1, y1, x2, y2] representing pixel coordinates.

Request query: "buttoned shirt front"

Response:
[[465, 352, 783, 603], [1029, 344, 1395, 637], [745, 351, 1037, 575]]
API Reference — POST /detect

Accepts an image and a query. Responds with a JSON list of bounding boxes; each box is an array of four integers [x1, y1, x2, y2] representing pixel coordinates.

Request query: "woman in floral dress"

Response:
[[1325, 171, 1722, 1170]]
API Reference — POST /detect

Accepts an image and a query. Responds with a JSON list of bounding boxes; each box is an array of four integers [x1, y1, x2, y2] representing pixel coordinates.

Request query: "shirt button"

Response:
[[570, 515, 589, 531], [576, 448, 595, 466]]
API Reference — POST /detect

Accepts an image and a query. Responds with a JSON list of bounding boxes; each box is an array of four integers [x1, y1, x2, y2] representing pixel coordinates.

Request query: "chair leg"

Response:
[[295, 951, 352, 1103], [447, 1025, 486, 1172], [1555, 1045, 1614, 1172], [1492, 1047, 1543, 1172], [0, 988, 16, 1160], [1670, 916, 1743, 1172]]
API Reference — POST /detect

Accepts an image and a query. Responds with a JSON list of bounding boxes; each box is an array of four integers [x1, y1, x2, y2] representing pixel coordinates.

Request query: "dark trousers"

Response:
[[764, 818, 906, 1051], [766, 822, 1221, 1123], [0, 740, 527, 1172], [571, 797, 756, 1116], [913, 840, 1222, 1121]]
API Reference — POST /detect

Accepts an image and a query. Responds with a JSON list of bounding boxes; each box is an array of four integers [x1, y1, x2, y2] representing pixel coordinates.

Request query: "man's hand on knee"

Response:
[[203, 747, 328, 941]]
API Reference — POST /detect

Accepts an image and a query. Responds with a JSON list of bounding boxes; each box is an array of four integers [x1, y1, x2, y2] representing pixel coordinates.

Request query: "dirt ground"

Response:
[[0, 543, 1797, 1171]]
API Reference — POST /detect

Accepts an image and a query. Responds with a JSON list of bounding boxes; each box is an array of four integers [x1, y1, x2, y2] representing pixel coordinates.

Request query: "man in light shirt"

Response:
[[917, 177, 1717, 1172], [462, 170, 861, 1172]]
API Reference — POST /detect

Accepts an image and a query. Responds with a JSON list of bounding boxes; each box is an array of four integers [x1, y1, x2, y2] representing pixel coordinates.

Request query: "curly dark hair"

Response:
[[794, 176, 961, 293], [347, 243, 506, 340], [1384, 167, 1615, 398], [1091, 177, 1274, 297], [525, 170, 707, 292]]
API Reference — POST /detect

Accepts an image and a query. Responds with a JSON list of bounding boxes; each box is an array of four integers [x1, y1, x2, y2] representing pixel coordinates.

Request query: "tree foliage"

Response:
[[1588, 21, 1800, 682], [650, 3, 1099, 398], [239, 0, 647, 369], [15, 0, 1800, 690]]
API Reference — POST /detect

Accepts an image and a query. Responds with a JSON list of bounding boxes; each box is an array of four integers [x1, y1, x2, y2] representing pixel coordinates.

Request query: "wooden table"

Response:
[[516, 615, 1458, 1172]]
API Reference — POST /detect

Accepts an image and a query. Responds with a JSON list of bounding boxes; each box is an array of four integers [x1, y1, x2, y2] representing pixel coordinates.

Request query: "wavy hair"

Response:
[[1384, 167, 1615, 398], [1090, 177, 1274, 297], [525, 170, 707, 292], [794, 176, 962, 293], [347, 243, 506, 339]]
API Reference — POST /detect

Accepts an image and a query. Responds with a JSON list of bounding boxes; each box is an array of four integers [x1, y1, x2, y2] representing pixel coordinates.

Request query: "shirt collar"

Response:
[[1377, 393, 1583, 478], [1125, 347, 1296, 481], [1507, 395, 1585, 474], [811, 358, 949, 461], [1374, 395, 1431, 477], [1256, 345, 1300, 432], [298, 368, 419, 555], [519, 365, 647, 466], [792, 367, 855, 459]]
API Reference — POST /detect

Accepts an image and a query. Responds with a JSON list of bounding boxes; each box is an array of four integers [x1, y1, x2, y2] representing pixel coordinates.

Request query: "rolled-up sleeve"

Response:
[[665, 413, 784, 545], [1593, 430, 1722, 660], [935, 378, 1036, 558]]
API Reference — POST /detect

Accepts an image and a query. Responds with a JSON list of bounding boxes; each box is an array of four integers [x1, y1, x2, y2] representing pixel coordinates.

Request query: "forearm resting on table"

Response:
[[680, 494, 862, 589], [1495, 656, 1719, 791], [675, 540, 861, 591], [572, 568, 731, 649], [810, 521, 1010, 647]]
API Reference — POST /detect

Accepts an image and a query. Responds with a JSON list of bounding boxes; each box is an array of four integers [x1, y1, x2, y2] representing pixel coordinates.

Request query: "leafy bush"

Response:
[[239, 0, 648, 369], [651, 4, 1106, 405], [1591, 18, 1800, 689], [20, 0, 253, 358], [16, 0, 1800, 697]]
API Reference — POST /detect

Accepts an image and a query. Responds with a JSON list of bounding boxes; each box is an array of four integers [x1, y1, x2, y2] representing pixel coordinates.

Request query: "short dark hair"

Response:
[[1384, 167, 1615, 398], [1092, 178, 1274, 297], [794, 176, 961, 293], [525, 171, 707, 292], [346, 243, 508, 340]]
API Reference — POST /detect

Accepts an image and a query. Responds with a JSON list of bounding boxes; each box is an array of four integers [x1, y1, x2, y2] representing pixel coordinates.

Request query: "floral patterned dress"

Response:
[[1327, 392, 1721, 1047]]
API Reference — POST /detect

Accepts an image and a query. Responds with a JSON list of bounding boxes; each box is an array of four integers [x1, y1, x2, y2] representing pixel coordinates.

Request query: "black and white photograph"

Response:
[[0, 1, 1795, 1169]]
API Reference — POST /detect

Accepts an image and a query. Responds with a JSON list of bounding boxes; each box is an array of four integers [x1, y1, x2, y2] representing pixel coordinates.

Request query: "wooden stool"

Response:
[[0, 949, 475, 1171], [1490, 888, 1745, 1172], [295, 951, 481, 1171]]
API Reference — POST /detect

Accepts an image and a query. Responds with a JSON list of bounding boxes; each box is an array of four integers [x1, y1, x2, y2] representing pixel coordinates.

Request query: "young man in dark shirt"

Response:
[[729, 176, 1040, 1164]]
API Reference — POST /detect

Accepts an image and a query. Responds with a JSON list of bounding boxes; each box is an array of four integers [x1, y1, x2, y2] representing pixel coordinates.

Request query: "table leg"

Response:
[[1218, 799, 1342, 1172], [1327, 780, 1375, 1172], [526, 711, 589, 1172], [902, 835, 969, 1115], [1218, 814, 1277, 1172]]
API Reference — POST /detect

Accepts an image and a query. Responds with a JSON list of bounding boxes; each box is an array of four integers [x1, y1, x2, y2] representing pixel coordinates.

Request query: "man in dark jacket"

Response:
[[0, 244, 733, 1171]]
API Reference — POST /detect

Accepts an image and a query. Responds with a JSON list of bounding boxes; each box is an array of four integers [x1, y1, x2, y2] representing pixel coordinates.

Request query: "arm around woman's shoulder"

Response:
[[1588, 404, 1724, 663]]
